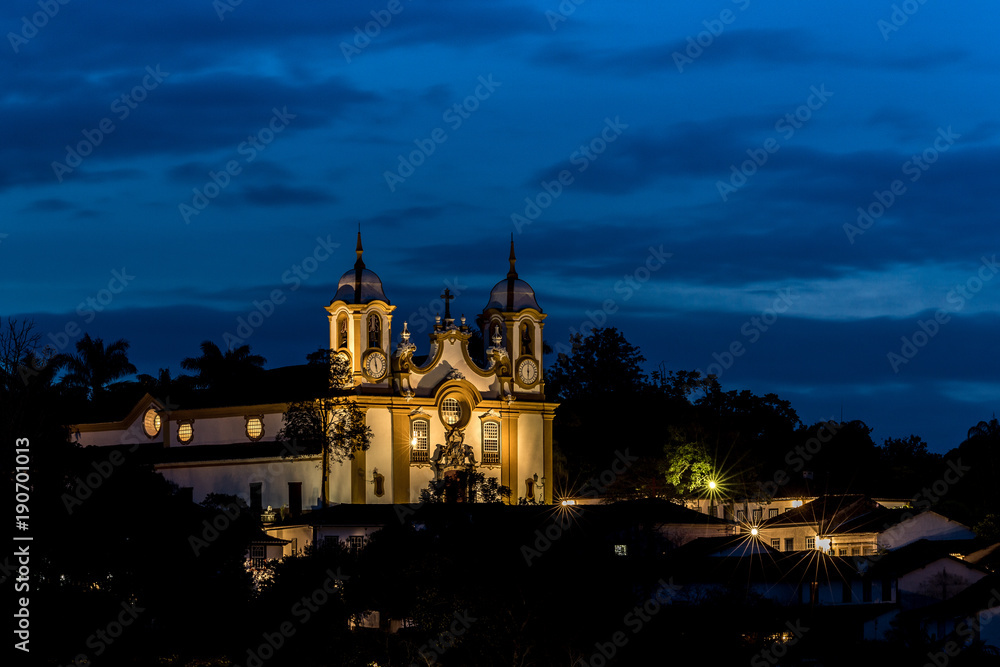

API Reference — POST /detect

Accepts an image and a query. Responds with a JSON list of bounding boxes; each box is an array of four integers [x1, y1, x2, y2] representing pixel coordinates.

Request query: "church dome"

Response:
[[333, 267, 388, 304], [483, 239, 541, 312], [330, 232, 390, 305], [486, 277, 539, 312]]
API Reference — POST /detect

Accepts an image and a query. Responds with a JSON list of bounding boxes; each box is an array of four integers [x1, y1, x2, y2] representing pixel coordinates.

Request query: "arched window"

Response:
[[441, 398, 461, 426], [482, 421, 500, 465], [367, 314, 381, 349], [521, 322, 532, 355], [411, 419, 429, 463], [338, 314, 349, 349]]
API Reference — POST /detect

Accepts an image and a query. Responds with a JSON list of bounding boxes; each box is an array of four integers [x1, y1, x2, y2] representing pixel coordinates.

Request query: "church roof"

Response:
[[483, 237, 540, 312], [331, 231, 389, 305]]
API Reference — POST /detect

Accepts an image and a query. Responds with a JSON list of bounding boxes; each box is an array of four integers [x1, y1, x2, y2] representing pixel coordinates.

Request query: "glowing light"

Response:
[[750, 527, 759, 536], [410, 437, 417, 447], [791, 500, 804, 508], [816, 537, 831, 552], [561, 500, 576, 506], [708, 480, 717, 490]]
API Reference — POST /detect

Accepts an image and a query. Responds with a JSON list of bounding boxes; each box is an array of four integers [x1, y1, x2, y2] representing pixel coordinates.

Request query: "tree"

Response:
[[662, 436, 714, 497], [58, 333, 137, 402], [181, 340, 266, 397], [276, 351, 372, 507], [546, 327, 648, 401]]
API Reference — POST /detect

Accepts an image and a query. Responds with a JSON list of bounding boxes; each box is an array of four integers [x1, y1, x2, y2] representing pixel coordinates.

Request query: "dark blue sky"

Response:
[[3, 1, 998, 452]]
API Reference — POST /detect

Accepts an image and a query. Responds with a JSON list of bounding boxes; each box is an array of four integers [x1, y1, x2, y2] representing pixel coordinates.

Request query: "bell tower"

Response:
[[480, 236, 545, 396], [325, 231, 394, 386]]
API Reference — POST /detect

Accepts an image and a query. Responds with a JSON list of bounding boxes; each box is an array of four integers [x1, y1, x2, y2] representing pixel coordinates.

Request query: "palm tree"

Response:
[[181, 340, 266, 395], [59, 334, 137, 402]]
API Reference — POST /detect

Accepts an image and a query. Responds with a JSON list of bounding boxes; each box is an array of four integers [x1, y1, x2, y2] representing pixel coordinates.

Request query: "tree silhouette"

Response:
[[181, 340, 265, 398], [546, 327, 647, 401], [276, 351, 371, 507], [58, 333, 137, 403]]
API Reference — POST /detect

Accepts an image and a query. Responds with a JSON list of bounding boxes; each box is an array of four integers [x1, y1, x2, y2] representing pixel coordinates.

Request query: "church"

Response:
[[73, 233, 558, 513]]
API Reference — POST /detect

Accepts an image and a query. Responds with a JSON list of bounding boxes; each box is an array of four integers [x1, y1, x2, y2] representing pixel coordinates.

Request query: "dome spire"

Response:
[[355, 224, 365, 271], [507, 233, 518, 280]]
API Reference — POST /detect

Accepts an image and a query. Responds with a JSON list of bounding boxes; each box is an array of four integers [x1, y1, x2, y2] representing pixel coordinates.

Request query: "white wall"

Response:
[[158, 457, 321, 510]]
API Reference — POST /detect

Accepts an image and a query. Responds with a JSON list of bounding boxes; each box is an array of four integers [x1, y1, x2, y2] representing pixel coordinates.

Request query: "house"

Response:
[[71, 235, 558, 512], [756, 494, 975, 555]]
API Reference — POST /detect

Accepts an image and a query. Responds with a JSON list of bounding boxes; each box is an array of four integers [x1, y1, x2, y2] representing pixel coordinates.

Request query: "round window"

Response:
[[441, 398, 461, 425], [143, 408, 161, 437]]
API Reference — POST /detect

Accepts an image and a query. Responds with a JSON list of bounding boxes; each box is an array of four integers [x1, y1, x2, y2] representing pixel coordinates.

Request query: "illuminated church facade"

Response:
[[74, 234, 557, 511]]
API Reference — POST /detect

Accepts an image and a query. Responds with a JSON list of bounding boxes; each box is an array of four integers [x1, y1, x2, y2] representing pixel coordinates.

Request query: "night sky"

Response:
[[2, 1, 998, 453]]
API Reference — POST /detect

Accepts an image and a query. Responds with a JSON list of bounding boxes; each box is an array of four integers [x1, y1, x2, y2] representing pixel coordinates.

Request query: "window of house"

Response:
[[737, 510, 746, 523], [851, 547, 861, 556], [246, 416, 264, 441], [482, 421, 500, 465], [525, 477, 535, 499], [411, 419, 429, 463], [806, 537, 816, 550], [143, 408, 161, 437], [251, 545, 265, 559], [752, 509, 762, 523], [177, 421, 193, 444], [614, 544, 628, 557], [348, 536, 364, 553], [442, 398, 461, 425], [771, 539, 781, 550], [863, 546, 875, 556], [323, 536, 339, 548], [784, 538, 794, 551], [769, 508, 779, 518], [839, 548, 848, 557]]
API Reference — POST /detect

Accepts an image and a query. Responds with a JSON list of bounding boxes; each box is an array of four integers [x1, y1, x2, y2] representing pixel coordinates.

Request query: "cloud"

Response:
[[242, 185, 336, 206]]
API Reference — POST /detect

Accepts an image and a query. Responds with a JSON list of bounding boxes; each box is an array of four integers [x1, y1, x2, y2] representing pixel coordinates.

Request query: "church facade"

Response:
[[73, 234, 557, 512]]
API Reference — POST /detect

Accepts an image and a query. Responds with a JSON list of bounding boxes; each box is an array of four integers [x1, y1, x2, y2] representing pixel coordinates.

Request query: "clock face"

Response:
[[518, 358, 538, 385], [364, 351, 387, 380]]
